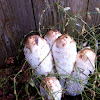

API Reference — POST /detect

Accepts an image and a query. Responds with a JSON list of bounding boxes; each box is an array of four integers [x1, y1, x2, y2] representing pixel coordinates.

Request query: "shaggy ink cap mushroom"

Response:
[[52, 34, 77, 77], [24, 35, 53, 76], [52, 34, 77, 86], [40, 77, 62, 100], [66, 48, 96, 96], [76, 48, 96, 74]]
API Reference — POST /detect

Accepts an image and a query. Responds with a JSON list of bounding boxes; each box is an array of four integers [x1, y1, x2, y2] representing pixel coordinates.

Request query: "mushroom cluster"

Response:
[[24, 29, 96, 99]]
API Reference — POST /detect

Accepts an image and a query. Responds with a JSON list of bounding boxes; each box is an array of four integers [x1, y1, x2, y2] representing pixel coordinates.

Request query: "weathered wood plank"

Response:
[[86, 0, 100, 27], [32, 0, 70, 34], [67, 0, 88, 15], [32, 0, 88, 36], [32, 0, 60, 33], [65, 0, 88, 36], [0, 0, 36, 68]]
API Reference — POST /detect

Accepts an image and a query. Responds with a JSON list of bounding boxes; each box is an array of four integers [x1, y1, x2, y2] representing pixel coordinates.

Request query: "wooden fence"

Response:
[[0, 0, 100, 68]]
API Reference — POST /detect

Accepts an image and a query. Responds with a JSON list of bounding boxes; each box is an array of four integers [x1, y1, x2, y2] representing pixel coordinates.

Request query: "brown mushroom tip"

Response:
[[41, 77, 57, 91], [25, 35, 44, 49], [78, 48, 96, 62], [44, 29, 62, 47], [45, 29, 61, 37], [55, 34, 76, 48]]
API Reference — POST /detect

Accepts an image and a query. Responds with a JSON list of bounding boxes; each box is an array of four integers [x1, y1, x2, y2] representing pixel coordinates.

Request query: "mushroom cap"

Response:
[[40, 77, 62, 100], [54, 35, 76, 49], [66, 48, 96, 96], [24, 35, 53, 76], [76, 48, 96, 75], [44, 29, 61, 48], [52, 34, 77, 78]]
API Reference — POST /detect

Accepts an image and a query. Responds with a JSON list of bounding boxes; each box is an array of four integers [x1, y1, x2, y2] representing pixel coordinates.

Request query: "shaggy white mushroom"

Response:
[[52, 34, 77, 86], [44, 29, 61, 48], [44, 29, 62, 73], [24, 35, 53, 76], [40, 77, 62, 100], [66, 48, 96, 96]]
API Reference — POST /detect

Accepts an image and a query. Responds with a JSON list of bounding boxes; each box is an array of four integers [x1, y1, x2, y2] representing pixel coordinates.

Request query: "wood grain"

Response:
[[32, 0, 88, 36], [0, 0, 36, 68], [32, 0, 69, 34], [65, 0, 88, 37], [86, 0, 100, 27]]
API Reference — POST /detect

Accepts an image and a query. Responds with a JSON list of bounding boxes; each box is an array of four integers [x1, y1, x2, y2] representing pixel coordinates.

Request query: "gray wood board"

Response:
[[0, 0, 36, 68]]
